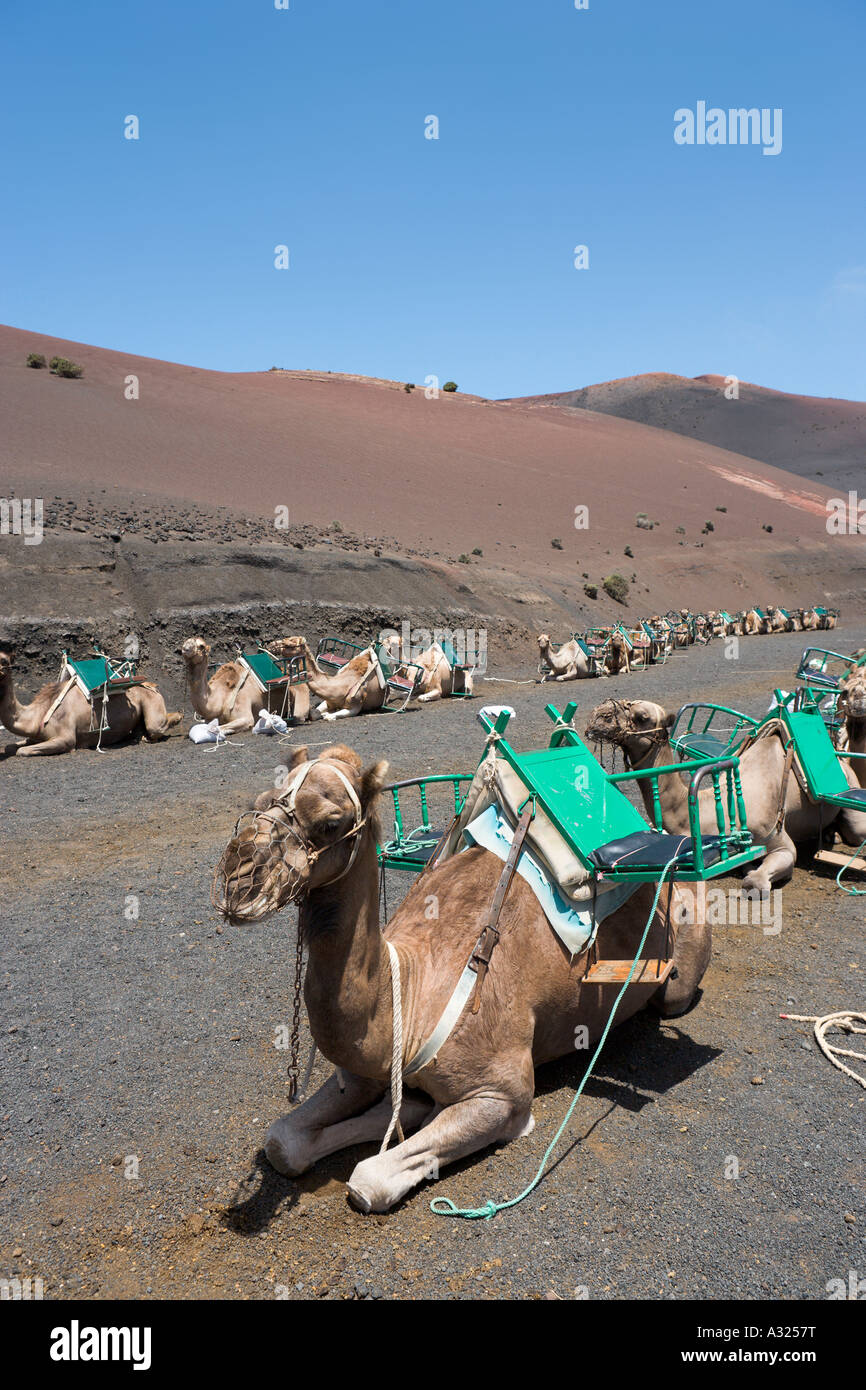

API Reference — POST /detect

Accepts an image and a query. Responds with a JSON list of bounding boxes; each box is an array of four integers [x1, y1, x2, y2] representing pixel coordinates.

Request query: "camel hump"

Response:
[[214, 662, 240, 688]]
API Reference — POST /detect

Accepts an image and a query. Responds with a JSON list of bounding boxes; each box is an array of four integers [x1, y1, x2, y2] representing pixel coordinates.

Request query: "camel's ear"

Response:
[[287, 746, 309, 771], [361, 759, 390, 806], [663, 709, 676, 729], [320, 743, 362, 771]]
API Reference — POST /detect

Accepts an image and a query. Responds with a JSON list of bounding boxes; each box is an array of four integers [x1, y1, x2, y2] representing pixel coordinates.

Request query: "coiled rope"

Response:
[[780, 1011, 866, 1090]]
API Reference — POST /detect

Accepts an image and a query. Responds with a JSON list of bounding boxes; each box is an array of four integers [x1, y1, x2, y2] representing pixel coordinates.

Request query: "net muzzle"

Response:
[[211, 760, 367, 922]]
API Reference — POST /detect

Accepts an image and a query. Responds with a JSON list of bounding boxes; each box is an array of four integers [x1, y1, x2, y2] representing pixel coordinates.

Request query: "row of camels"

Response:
[[213, 662, 866, 1212], [0, 633, 473, 755], [538, 604, 841, 682]]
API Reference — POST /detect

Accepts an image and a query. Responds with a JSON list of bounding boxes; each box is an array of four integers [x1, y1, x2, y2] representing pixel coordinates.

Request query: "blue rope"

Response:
[[430, 857, 679, 1220], [835, 837, 866, 896]]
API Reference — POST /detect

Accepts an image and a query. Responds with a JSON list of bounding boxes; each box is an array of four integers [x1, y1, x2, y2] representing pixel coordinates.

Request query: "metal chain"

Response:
[[287, 921, 304, 1100]]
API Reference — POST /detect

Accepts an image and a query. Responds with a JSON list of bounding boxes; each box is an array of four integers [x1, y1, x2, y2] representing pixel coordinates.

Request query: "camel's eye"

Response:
[[323, 815, 344, 834]]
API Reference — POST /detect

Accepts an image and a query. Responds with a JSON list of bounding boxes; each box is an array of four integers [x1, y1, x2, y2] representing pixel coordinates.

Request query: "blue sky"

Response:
[[1, 0, 863, 400]]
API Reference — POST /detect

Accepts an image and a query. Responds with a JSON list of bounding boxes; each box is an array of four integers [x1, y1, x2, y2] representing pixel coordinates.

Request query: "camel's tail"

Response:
[[166, 710, 183, 728]]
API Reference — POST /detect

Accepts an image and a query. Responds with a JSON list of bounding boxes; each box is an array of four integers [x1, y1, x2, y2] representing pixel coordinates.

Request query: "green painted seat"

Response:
[[774, 697, 866, 813], [670, 703, 760, 762], [374, 644, 424, 712], [316, 636, 367, 675], [240, 648, 308, 689], [65, 653, 139, 695], [473, 704, 760, 883]]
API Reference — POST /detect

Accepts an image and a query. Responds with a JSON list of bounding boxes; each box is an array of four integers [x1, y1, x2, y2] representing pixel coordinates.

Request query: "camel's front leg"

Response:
[[16, 734, 76, 756], [742, 830, 796, 894], [347, 1093, 533, 1214], [417, 689, 442, 702], [265, 1072, 432, 1176]]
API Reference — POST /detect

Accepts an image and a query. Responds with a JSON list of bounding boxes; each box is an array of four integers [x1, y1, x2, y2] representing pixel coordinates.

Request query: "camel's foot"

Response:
[[346, 1095, 532, 1214], [741, 870, 773, 895]]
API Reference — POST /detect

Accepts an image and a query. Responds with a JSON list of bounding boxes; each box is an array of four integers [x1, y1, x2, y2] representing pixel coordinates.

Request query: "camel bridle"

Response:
[[212, 759, 368, 917]]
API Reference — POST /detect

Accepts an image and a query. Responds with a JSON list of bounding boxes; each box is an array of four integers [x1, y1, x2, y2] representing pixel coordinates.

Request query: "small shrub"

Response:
[[715, 505, 727, 513], [624, 545, 633, 558], [458, 553, 470, 563], [675, 526, 686, 535], [702, 521, 714, 534], [50, 357, 84, 378], [763, 523, 773, 533], [583, 583, 598, 600], [404, 383, 414, 393], [635, 515, 654, 530], [603, 573, 629, 604], [26, 352, 47, 369], [471, 547, 483, 556], [331, 520, 343, 532], [443, 381, 458, 392], [551, 538, 563, 550]]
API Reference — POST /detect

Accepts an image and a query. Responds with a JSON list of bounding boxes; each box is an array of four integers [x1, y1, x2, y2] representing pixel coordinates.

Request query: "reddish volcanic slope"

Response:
[[1, 325, 862, 609], [504, 373, 866, 489]]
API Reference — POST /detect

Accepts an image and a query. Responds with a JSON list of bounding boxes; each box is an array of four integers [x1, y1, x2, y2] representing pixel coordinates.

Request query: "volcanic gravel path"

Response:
[[1, 624, 864, 1300]]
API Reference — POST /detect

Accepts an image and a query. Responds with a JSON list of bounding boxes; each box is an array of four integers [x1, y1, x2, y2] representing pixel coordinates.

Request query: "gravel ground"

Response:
[[1, 624, 864, 1301]]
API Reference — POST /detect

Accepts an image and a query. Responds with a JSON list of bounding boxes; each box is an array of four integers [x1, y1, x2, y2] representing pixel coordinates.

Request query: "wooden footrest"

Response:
[[583, 958, 674, 985], [815, 849, 866, 875]]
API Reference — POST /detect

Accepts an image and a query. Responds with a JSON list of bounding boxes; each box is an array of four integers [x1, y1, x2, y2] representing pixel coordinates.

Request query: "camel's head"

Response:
[[212, 744, 389, 924], [585, 698, 674, 760], [269, 636, 308, 662], [181, 636, 210, 667], [0, 648, 14, 683], [838, 674, 866, 724], [537, 634, 550, 651]]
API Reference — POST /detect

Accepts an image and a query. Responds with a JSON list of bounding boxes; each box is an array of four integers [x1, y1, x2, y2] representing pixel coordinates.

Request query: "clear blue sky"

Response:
[[1, 0, 863, 400]]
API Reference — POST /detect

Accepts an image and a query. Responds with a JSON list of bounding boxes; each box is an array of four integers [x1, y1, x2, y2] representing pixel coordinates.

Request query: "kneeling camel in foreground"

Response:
[[213, 742, 711, 1213]]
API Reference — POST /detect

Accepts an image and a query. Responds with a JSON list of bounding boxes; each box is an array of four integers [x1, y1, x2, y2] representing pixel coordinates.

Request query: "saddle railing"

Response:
[[378, 774, 474, 871], [669, 703, 760, 762]]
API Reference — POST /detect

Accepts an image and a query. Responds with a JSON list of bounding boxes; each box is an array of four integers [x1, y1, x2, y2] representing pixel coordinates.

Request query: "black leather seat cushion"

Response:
[[828, 787, 866, 805], [589, 831, 725, 871]]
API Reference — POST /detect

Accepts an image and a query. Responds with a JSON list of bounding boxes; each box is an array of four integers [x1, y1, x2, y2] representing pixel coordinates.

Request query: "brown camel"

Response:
[[742, 609, 761, 636], [181, 637, 310, 734], [837, 671, 866, 790], [271, 637, 388, 720], [536, 634, 594, 682], [407, 642, 474, 702], [0, 648, 180, 756], [212, 742, 712, 1213], [603, 631, 631, 675], [585, 698, 866, 893]]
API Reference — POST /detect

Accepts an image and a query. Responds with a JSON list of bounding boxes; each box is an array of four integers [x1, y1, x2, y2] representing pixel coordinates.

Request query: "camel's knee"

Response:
[[264, 1113, 316, 1177]]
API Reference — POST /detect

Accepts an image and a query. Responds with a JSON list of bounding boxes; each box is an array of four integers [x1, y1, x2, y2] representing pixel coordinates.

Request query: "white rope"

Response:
[[380, 941, 405, 1152], [781, 1010, 866, 1089]]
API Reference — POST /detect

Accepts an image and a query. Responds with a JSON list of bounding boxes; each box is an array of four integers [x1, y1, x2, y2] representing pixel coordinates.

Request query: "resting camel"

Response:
[[271, 637, 387, 720], [603, 631, 631, 675], [181, 637, 310, 734], [585, 698, 866, 893], [536, 634, 594, 682], [799, 608, 819, 632], [818, 610, 839, 631], [837, 671, 866, 789], [213, 742, 712, 1213], [0, 648, 180, 756], [742, 608, 763, 635], [403, 641, 474, 702]]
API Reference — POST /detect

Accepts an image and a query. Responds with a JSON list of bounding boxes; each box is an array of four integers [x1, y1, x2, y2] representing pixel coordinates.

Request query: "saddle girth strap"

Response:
[[469, 801, 535, 1015]]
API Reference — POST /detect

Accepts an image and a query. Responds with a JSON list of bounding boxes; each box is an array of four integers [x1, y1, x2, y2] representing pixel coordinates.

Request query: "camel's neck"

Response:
[[0, 675, 34, 736], [185, 661, 217, 720], [624, 737, 690, 831], [301, 829, 392, 1078]]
